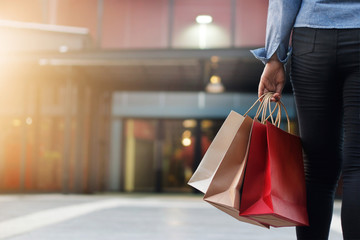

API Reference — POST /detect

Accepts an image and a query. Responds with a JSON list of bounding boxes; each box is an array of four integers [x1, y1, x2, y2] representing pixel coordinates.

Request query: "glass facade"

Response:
[[0, 80, 300, 194], [122, 118, 223, 193]]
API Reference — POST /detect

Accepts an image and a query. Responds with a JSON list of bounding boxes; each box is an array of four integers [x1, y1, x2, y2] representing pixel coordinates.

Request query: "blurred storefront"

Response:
[[0, 0, 298, 193]]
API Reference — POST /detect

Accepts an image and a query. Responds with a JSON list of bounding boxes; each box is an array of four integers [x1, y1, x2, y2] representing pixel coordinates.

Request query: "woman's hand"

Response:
[[258, 54, 286, 102]]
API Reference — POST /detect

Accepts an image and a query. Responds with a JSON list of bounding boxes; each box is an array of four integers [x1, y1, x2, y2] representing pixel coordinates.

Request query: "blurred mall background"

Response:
[[0, 0, 302, 194]]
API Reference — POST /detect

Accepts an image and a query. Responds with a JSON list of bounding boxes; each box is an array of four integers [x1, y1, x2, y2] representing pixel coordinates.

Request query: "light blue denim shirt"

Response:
[[252, 0, 360, 64]]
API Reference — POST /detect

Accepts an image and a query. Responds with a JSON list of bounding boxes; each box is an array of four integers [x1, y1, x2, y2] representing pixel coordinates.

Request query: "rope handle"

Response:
[[244, 93, 273, 119], [244, 92, 291, 132]]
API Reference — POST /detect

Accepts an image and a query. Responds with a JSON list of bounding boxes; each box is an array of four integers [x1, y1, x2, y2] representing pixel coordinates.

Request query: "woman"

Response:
[[253, 0, 360, 239]]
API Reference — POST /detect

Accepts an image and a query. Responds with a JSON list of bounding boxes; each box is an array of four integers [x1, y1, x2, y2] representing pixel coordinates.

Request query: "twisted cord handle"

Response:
[[244, 92, 291, 132]]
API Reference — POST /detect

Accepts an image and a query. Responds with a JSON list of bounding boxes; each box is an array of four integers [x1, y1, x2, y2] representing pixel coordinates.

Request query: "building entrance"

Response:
[[122, 118, 223, 193]]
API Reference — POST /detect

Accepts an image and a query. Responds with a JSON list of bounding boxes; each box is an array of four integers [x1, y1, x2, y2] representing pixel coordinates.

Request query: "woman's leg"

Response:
[[291, 28, 343, 240], [338, 29, 360, 240]]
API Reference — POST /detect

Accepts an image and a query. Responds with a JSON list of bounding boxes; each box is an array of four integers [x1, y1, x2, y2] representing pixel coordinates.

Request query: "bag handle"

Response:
[[244, 92, 277, 123], [244, 92, 291, 132], [244, 93, 275, 121]]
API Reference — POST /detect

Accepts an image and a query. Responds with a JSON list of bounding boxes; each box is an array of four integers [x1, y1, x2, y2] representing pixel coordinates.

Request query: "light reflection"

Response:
[[198, 24, 208, 49], [182, 130, 192, 147], [12, 119, 21, 127], [38, 59, 49, 66], [182, 137, 191, 147], [58, 45, 69, 53], [201, 120, 213, 129], [196, 15, 213, 49], [182, 119, 196, 128], [26, 117, 33, 125]]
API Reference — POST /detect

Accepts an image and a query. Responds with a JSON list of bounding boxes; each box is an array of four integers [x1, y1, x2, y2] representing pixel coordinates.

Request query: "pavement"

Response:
[[0, 194, 343, 240]]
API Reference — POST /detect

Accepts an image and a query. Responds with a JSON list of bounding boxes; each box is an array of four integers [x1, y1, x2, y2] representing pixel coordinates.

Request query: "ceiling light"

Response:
[[59, 45, 69, 53], [206, 75, 225, 93], [196, 15, 213, 24], [210, 75, 221, 84]]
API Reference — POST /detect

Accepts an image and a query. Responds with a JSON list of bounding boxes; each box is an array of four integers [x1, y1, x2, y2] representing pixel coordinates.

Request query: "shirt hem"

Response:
[[294, 24, 360, 29]]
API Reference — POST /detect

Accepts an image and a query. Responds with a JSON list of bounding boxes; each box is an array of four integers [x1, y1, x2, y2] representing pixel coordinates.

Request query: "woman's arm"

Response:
[[252, 0, 302, 64], [253, 0, 302, 101]]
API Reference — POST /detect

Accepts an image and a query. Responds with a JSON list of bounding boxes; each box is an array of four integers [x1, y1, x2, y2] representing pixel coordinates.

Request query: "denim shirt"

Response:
[[252, 0, 360, 64]]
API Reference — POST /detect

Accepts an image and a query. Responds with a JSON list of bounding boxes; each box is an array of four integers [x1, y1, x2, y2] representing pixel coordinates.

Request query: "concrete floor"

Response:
[[0, 194, 343, 240]]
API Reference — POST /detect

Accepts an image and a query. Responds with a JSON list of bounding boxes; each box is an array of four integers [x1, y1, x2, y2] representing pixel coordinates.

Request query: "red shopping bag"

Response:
[[239, 121, 309, 227]]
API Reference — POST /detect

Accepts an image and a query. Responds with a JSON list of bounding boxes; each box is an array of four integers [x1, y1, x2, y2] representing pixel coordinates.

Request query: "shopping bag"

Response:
[[239, 120, 309, 227], [188, 110, 249, 193], [203, 116, 269, 228]]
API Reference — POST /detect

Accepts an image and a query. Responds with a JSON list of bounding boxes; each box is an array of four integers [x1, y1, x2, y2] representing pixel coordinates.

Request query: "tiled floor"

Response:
[[0, 194, 342, 240]]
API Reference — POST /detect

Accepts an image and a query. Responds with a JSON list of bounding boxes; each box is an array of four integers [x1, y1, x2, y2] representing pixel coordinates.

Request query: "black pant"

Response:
[[291, 28, 360, 240]]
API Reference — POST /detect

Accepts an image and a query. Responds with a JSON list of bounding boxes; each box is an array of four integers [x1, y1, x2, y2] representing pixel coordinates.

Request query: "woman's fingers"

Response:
[[258, 57, 286, 102]]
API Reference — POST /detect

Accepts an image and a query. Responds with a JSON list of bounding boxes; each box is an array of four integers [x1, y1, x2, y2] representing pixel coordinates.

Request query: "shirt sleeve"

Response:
[[251, 0, 302, 65]]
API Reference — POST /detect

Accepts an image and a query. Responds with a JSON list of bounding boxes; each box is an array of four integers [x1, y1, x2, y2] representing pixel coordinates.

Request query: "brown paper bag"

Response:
[[188, 111, 248, 193], [203, 116, 269, 228]]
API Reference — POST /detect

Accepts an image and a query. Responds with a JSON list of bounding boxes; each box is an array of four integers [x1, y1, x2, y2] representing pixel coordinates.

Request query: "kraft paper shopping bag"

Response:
[[204, 116, 269, 228], [188, 111, 249, 193]]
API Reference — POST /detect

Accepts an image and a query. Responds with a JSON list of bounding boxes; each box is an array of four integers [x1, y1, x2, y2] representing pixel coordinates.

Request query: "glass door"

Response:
[[122, 118, 223, 193], [162, 119, 222, 192], [123, 119, 156, 192]]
